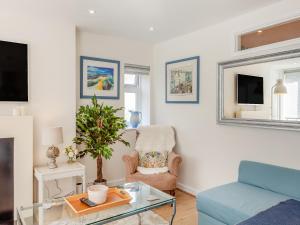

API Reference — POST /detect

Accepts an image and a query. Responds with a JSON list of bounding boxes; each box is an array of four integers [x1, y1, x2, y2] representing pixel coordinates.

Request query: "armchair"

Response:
[[122, 125, 182, 196]]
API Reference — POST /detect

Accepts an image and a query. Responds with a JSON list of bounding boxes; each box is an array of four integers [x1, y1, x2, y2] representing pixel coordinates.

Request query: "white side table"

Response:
[[34, 162, 86, 224], [34, 162, 86, 202]]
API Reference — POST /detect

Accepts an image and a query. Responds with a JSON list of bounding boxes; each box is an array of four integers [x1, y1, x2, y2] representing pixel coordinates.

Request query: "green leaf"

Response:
[[73, 96, 130, 161]]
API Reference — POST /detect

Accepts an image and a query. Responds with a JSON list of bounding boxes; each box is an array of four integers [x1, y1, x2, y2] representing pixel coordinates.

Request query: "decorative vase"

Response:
[[64, 145, 78, 163], [129, 111, 142, 128]]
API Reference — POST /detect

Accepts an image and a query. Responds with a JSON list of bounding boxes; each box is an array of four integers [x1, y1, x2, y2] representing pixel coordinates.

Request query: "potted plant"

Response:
[[73, 96, 129, 183]]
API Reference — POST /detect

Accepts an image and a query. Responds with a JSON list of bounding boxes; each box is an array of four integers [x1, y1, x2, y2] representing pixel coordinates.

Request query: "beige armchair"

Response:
[[122, 150, 182, 196]]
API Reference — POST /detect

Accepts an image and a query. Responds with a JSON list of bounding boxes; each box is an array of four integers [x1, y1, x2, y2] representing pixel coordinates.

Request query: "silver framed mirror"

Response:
[[217, 48, 300, 131]]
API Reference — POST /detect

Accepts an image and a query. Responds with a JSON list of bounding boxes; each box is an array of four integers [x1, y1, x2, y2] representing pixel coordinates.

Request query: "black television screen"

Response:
[[0, 40, 28, 101], [237, 74, 264, 104]]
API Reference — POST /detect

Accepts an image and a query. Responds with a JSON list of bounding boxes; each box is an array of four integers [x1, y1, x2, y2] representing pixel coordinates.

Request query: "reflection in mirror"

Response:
[[223, 57, 300, 121]]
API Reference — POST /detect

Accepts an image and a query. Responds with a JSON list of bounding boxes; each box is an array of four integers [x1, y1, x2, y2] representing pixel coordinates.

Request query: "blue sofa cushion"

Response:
[[199, 212, 227, 225], [197, 182, 290, 225], [239, 161, 300, 199]]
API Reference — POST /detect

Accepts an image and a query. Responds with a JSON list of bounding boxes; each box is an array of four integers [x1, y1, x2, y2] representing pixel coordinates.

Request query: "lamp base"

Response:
[[46, 145, 60, 169], [47, 158, 58, 169]]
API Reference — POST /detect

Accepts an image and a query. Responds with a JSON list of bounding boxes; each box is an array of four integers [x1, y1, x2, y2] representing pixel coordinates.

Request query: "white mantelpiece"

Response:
[[0, 116, 33, 219]]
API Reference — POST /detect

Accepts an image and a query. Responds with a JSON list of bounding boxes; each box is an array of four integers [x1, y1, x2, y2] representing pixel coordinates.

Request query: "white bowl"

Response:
[[87, 184, 108, 204]]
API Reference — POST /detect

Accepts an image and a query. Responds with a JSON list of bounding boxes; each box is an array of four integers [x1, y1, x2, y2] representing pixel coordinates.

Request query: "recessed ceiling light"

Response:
[[149, 27, 154, 32], [257, 30, 263, 33], [88, 10, 96, 14]]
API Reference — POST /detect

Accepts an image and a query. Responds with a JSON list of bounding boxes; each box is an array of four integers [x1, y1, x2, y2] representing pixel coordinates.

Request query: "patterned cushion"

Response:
[[137, 166, 169, 175], [139, 151, 168, 168]]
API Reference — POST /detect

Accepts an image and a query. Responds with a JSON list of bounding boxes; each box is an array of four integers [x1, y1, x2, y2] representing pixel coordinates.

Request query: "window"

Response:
[[283, 69, 300, 121], [124, 64, 150, 127], [238, 18, 300, 51], [124, 73, 140, 122]]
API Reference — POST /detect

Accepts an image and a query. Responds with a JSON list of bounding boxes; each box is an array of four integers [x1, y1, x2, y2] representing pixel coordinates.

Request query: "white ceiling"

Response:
[[4, 0, 282, 43]]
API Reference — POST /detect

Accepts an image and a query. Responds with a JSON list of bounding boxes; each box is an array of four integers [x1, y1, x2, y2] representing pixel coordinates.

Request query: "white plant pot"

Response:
[[87, 184, 108, 204]]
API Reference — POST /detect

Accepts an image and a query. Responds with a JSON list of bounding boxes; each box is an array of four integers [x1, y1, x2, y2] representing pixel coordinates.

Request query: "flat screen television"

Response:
[[0, 40, 28, 101], [237, 74, 264, 104]]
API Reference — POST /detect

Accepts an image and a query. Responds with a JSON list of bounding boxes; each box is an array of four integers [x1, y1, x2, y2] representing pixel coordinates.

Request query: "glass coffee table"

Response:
[[17, 182, 176, 225]]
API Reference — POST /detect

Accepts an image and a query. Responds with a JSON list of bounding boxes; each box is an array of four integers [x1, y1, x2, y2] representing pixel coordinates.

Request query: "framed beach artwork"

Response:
[[80, 56, 120, 99], [165, 56, 200, 103]]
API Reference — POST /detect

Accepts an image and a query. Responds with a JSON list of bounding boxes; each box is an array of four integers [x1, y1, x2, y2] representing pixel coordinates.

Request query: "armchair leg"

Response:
[[169, 190, 176, 207], [170, 190, 176, 196]]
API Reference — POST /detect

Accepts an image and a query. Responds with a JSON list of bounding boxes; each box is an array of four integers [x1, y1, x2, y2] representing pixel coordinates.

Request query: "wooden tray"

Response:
[[64, 188, 132, 215]]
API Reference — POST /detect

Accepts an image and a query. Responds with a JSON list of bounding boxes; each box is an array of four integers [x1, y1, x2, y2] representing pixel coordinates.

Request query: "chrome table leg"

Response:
[[169, 199, 176, 225], [138, 213, 142, 225]]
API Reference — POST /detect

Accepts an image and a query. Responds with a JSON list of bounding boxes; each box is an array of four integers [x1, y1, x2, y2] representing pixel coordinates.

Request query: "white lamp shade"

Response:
[[274, 79, 287, 95], [42, 127, 63, 146]]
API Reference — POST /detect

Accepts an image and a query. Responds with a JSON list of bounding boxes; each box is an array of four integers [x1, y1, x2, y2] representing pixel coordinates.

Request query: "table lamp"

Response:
[[271, 79, 287, 120], [42, 127, 63, 169]]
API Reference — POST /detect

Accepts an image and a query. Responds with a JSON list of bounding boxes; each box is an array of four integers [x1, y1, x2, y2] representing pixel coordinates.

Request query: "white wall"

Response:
[[152, 0, 300, 194], [76, 31, 153, 183], [0, 7, 77, 204], [0, 116, 33, 218], [0, 9, 76, 166]]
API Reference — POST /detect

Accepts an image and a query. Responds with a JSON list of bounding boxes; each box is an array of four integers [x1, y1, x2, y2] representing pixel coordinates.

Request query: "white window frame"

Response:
[[124, 73, 141, 113], [282, 70, 300, 121], [124, 64, 150, 126]]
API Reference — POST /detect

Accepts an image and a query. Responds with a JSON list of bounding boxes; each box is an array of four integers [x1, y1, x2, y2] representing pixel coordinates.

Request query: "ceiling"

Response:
[[3, 0, 282, 43]]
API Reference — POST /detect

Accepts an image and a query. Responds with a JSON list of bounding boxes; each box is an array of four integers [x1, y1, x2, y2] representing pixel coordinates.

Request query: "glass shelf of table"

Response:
[[17, 182, 176, 225]]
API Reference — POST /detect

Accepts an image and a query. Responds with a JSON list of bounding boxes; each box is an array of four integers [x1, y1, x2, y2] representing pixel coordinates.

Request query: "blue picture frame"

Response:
[[165, 56, 200, 104], [80, 56, 120, 99]]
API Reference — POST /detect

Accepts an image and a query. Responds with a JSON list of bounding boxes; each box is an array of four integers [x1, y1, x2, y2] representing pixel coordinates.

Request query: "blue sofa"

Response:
[[197, 161, 300, 225]]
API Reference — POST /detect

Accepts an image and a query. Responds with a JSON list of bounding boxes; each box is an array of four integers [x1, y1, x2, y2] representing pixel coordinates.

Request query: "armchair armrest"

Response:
[[168, 151, 182, 177], [122, 151, 139, 175]]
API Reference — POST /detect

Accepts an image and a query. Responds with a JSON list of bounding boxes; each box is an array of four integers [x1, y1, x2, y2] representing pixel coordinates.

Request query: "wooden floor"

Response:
[[153, 190, 198, 225]]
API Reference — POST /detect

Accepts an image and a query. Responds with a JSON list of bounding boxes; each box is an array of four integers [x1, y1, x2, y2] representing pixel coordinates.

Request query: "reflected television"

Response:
[[237, 74, 264, 104], [0, 40, 28, 101]]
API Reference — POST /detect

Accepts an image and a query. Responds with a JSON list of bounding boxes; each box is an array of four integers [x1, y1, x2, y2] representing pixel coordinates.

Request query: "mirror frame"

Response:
[[217, 48, 300, 131]]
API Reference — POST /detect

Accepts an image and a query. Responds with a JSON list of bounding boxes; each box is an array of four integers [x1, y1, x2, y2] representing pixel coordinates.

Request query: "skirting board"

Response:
[[177, 182, 198, 196]]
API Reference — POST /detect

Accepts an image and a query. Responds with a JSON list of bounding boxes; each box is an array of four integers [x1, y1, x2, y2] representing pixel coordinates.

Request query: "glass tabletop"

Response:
[[17, 182, 176, 225]]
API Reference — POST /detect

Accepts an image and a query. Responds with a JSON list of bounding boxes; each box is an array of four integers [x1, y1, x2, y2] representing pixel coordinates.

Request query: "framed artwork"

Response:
[[165, 56, 200, 104], [80, 56, 120, 99]]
